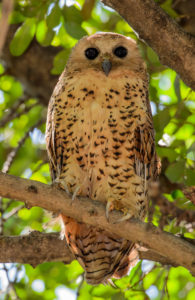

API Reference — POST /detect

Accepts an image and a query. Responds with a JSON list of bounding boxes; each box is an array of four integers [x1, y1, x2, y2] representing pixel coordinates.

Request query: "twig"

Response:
[[0, 102, 38, 128], [0, 97, 25, 128], [160, 268, 170, 300], [2, 119, 44, 174]]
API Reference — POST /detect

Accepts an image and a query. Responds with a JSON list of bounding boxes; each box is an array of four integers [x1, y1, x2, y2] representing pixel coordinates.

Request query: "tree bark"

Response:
[[0, 172, 195, 275], [0, 231, 179, 268], [102, 0, 195, 89]]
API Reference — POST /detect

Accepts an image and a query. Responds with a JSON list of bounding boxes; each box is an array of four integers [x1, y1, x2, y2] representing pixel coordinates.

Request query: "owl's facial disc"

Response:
[[67, 33, 146, 77], [102, 59, 112, 76]]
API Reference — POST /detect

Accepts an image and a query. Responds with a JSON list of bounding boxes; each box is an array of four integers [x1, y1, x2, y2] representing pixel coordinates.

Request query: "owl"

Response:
[[46, 32, 159, 285]]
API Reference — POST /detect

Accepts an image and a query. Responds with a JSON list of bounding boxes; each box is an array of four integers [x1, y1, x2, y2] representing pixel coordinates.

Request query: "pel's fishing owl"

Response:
[[46, 32, 159, 285]]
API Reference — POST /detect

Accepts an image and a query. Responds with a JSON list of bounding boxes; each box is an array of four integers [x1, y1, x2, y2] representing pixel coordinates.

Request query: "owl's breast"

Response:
[[55, 70, 148, 214]]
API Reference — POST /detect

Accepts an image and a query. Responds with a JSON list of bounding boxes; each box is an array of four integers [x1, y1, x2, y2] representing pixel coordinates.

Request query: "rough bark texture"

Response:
[[0, 172, 195, 275], [0, 231, 179, 268], [102, 0, 195, 89]]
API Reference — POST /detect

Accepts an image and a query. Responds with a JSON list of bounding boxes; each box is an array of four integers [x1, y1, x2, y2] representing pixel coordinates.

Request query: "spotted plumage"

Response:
[[46, 32, 160, 285]]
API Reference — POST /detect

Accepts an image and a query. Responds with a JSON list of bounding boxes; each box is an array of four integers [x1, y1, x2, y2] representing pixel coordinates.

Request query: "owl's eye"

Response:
[[85, 48, 99, 60], [114, 46, 127, 58]]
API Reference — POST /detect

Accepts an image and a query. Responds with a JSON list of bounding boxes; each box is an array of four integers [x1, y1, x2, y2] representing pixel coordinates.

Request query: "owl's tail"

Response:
[[60, 215, 138, 285]]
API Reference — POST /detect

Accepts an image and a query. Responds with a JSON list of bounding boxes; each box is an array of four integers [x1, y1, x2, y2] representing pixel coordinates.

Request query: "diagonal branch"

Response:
[[101, 0, 195, 89], [0, 172, 195, 275]]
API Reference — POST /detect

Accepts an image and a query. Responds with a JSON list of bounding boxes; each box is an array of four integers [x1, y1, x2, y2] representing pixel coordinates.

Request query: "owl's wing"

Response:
[[134, 120, 160, 181], [46, 96, 58, 182]]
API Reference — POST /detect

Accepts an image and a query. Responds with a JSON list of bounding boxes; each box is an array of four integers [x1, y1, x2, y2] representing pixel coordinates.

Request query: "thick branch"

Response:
[[0, 232, 74, 266], [0, 172, 195, 275], [102, 0, 195, 89], [0, 231, 179, 267]]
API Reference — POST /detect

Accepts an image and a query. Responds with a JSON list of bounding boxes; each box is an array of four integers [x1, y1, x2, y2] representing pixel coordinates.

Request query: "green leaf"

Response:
[[112, 293, 126, 300], [91, 285, 118, 297], [153, 108, 171, 132], [147, 47, 160, 65], [36, 20, 55, 46], [10, 11, 25, 24], [46, 3, 61, 29], [62, 5, 87, 39], [0, 64, 4, 75], [62, 5, 83, 24], [51, 49, 71, 75], [187, 114, 195, 125], [175, 124, 194, 140], [156, 146, 178, 162], [65, 22, 87, 40], [185, 169, 195, 186], [160, 0, 179, 18], [10, 18, 36, 56], [165, 160, 185, 183], [143, 268, 162, 290]]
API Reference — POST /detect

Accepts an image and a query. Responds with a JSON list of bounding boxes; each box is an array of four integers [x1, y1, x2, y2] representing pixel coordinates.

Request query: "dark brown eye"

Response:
[[114, 46, 127, 58], [85, 48, 99, 60]]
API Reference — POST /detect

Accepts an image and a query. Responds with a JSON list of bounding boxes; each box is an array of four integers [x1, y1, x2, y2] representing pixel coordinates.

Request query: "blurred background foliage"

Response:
[[0, 0, 195, 299]]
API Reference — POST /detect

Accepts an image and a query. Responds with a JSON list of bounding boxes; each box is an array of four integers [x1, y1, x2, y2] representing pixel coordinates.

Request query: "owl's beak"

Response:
[[102, 59, 112, 76]]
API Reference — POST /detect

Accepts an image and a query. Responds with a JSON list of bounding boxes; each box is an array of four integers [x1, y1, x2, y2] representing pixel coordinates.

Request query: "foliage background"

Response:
[[0, 0, 195, 299]]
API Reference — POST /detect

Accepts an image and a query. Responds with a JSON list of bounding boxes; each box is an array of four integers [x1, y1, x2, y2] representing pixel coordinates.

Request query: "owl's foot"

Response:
[[53, 178, 71, 196], [106, 198, 115, 221]]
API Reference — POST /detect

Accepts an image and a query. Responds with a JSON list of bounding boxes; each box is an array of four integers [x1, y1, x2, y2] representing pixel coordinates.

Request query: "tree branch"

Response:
[[102, 0, 195, 89], [0, 0, 14, 54], [0, 172, 195, 275], [0, 231, 180, 268]]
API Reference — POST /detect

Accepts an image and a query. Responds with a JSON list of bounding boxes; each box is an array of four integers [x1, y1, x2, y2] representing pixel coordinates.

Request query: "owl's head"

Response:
[[66, 32, 146, 77]]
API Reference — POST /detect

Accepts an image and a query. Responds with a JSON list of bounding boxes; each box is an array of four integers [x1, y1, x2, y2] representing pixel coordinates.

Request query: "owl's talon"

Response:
[[107, 279, 116, 287], [72, 186, 80, 201], [114, 213, 132, 224], [53, 178, 71, 196], [106, 199, 115, 221]]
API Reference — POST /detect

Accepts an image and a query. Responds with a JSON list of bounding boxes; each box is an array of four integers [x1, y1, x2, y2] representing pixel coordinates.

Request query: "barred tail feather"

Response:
[[61, 215, 138, 285]]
